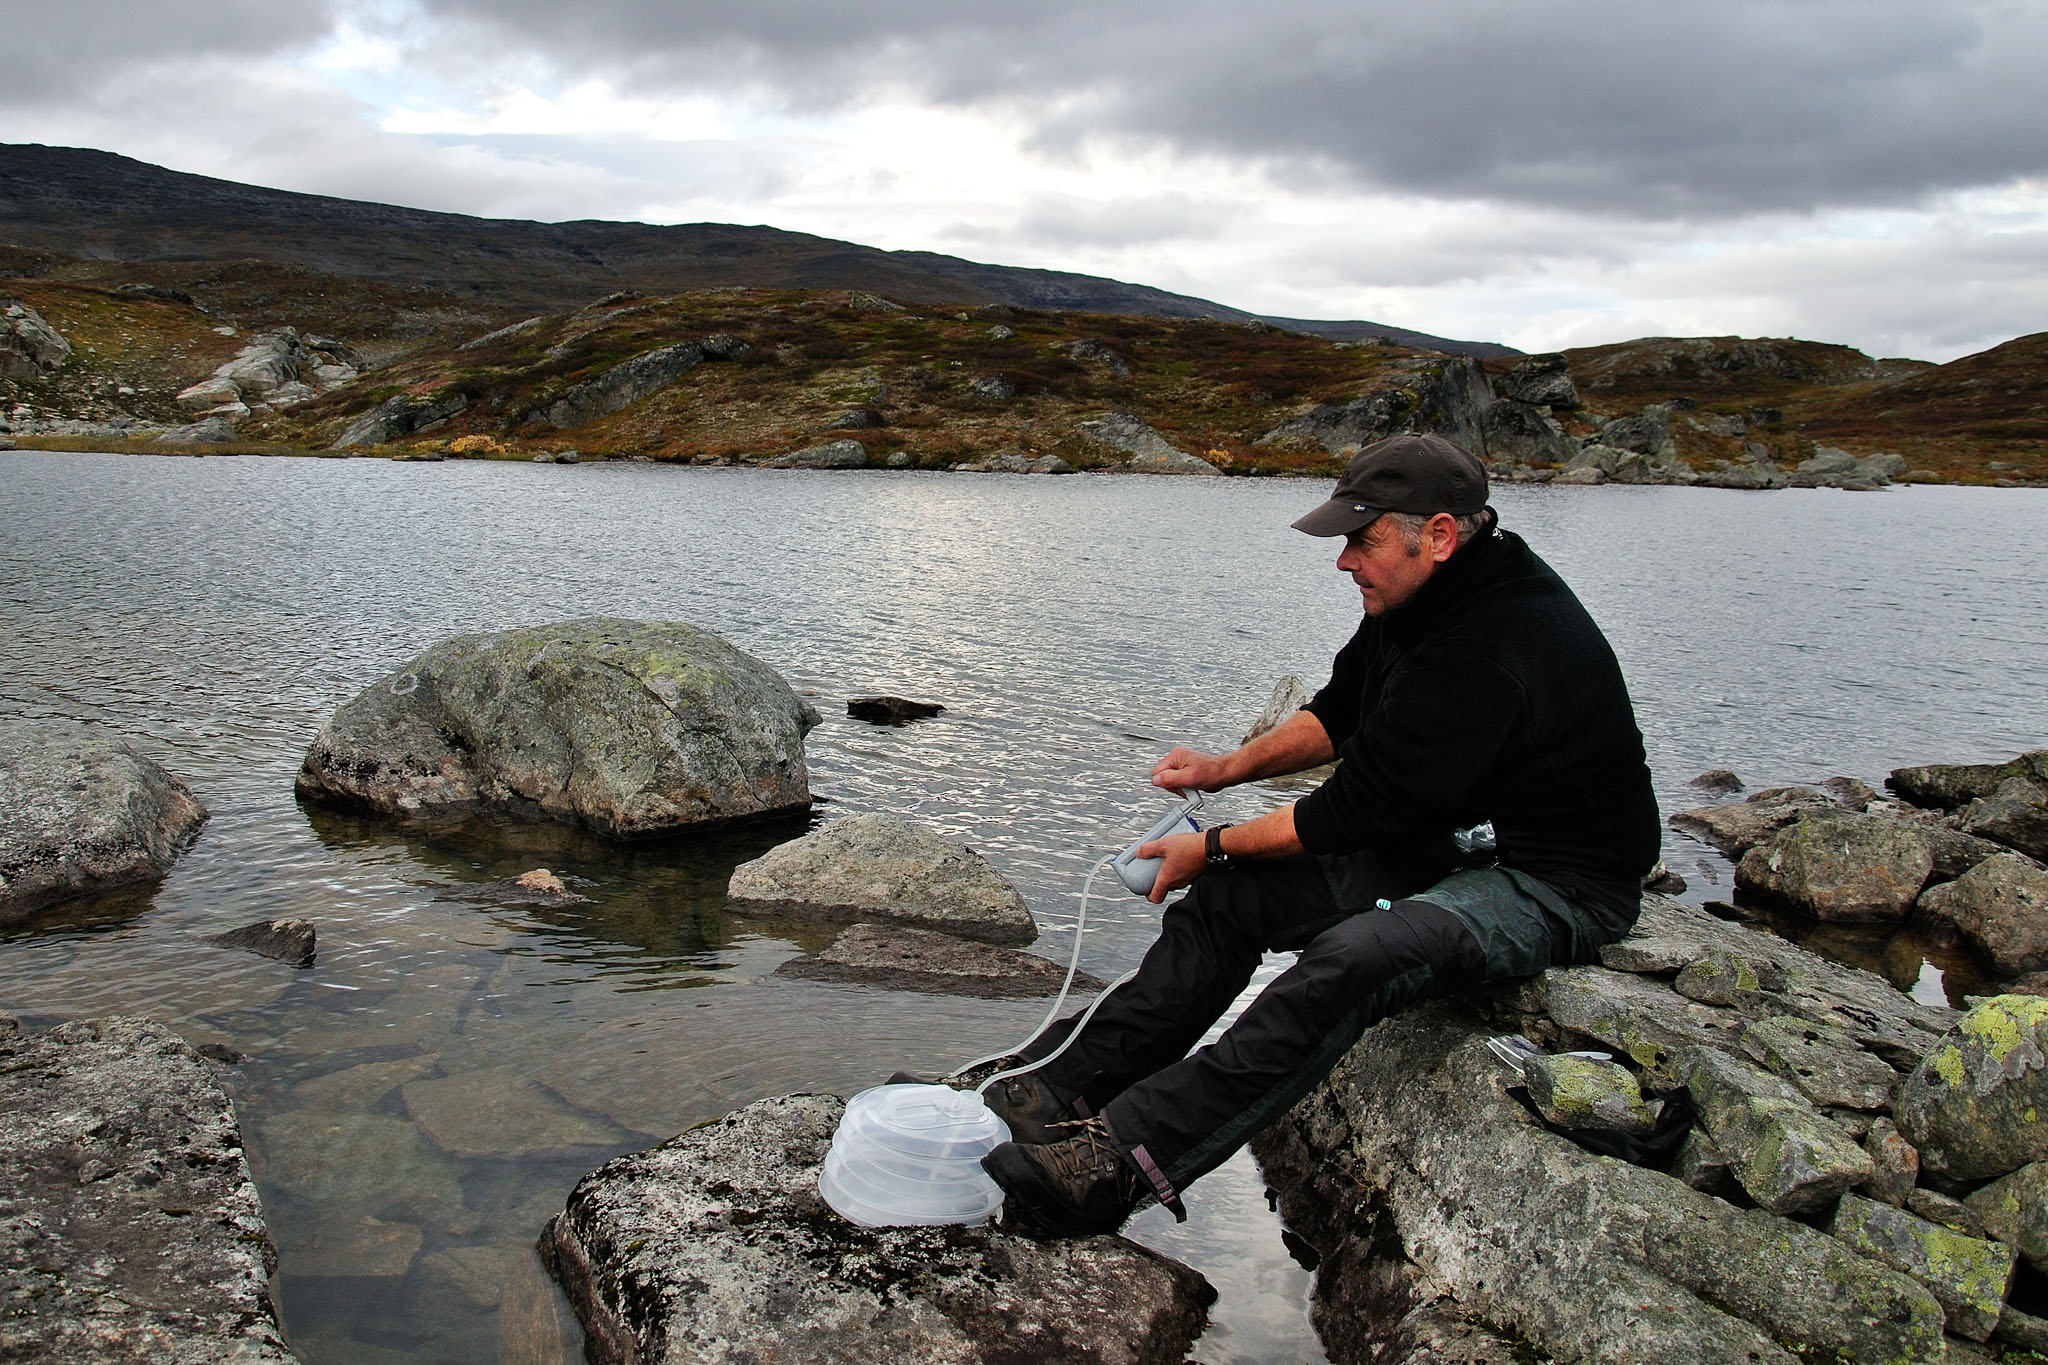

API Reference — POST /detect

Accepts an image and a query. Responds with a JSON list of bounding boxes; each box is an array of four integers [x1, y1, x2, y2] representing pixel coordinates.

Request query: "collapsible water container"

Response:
[[819, 1083, 1012, 1227]]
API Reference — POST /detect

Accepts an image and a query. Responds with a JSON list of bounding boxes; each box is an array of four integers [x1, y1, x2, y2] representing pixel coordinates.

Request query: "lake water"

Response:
[[3, 451, 2046, 1364]]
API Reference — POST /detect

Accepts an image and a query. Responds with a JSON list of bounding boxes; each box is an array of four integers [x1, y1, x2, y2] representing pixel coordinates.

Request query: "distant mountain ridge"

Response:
[[0, 143, 1514, 358]]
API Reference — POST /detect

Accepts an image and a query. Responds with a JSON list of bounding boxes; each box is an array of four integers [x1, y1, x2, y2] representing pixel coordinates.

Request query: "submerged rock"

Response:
[[847, 695, 944, 724], [727, 812, 1036, 946], [541, 1093, 1214, 1363], [774, 922, 1106, 998], [296, 617, 817, 838], [209, 916, 316, 967], [0, 1017, 294, 1362], [1, 718, 208, 923]]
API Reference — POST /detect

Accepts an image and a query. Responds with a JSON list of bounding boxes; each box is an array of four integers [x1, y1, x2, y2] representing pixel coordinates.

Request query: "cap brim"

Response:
[[1291, 499, 1383, 537]]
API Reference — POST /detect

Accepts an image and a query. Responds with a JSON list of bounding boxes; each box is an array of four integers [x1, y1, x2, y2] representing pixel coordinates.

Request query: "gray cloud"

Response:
[[415, 0, 2048, 216], [2, 0, 337, 101]]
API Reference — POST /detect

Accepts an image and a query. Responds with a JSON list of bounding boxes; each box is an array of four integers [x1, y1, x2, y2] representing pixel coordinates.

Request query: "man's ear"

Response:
[[1427, 512, 1460, 563]]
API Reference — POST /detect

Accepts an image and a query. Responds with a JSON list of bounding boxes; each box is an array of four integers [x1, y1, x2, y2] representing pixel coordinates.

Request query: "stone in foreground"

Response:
[[1916, 853, 2048, 976], [540, 1093, 1213, 1364], [0, 1017, 294, 1363], [296, 617, 817, 838], [0, 718, 209, 923], [1521, 1052, 1657, 1134], [1686, 1046, 1874, 1213], [1895, 994, 2048, 1183], [774, 921, 1106, 997], [727, 812, 1037, 945], [1829, 1193, 2016, 1341], [1734, 810, 1933, 921], [209, 917, 316, 967]]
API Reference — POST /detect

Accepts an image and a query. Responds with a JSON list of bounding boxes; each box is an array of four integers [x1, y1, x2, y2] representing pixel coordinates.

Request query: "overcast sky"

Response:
[[8, 0, 2046, 361]]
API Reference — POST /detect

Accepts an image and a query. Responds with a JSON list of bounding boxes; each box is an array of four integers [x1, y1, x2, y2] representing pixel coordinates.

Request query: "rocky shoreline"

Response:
[[7, 615, 2048, 1362]]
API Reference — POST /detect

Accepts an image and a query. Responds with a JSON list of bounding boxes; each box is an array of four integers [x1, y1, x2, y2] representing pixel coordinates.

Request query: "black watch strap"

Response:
[[1205, 823, 1235, 867]]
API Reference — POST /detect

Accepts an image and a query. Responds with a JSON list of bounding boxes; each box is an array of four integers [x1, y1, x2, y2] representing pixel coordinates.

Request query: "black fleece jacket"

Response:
[[1294, 521, 1660, 916]]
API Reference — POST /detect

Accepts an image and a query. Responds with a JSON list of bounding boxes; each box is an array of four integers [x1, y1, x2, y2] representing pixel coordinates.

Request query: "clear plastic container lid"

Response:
[[819, 1083, 1013, 1227]]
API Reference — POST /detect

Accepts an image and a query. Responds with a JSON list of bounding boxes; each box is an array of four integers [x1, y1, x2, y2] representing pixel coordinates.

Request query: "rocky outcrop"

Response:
[[545, 341, 705, 429], [1891, 752, 2048, 812], [1, 719, 208, 924], [953, 452, 1073, 474], [1076, 412, 1220, 474], [1, 299, 71, 378], [1477, 397, 1576, 467], [1793, 445, 1908, 491], [774, 922, 1105, 997], [296, 617, 817, 838], [760, 438, 868, 469], [1067, 338, 1131, 376], [331, 388, 468, 448], [1251, 894, 2048, 1361], [0, 1016, 295, 1363], [727, 812, 1036, 945], [1491, 352, 1579, 409], [1257, 354, 1492, 456], [176, 328, 358, 420], [542, 1093, 1211, 1364], [154, 415, 240, 445]]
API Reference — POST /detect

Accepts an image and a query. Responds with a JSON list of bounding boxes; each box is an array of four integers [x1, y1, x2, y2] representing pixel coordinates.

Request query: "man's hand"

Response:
[[1152, 748, 1231, 794], [1136, 830, 1207, 903]]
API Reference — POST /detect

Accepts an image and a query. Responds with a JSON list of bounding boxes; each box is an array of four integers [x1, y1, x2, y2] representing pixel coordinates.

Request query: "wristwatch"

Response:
[[1205, 823, 1235, 867]]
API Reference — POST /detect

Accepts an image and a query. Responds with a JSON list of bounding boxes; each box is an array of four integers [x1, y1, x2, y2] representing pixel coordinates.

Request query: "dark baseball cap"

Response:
[[1290, 433, 1489, 537]]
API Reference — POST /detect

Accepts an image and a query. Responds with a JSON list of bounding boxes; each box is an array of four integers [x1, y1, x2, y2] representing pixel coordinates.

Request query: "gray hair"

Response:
[[1381, 508, 1493, 554]]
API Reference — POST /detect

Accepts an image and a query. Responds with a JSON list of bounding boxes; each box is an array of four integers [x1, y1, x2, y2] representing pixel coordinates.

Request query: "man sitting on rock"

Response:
[[980, 433, 1662, 1236]]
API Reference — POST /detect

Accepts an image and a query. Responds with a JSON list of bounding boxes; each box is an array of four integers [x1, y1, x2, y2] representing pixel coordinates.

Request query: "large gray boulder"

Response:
[[1075, 412, 1220, 475], [1735, 810, 1933, 920], [762, 438, 868, 469], [0, 1017, 295, 1363], [540, 1093, 1214, 1364], [1916, 854, 2048, 975], [177, 328, 356, 414], [1257, 354, 1493, 456], [727, 812, 1036, 946], [546, 341, 704, 429], [1, 719, 208, 924], [1895, 995, 2048, 1184], [296, 618, 817, 838], [1, 299, 71, 378]]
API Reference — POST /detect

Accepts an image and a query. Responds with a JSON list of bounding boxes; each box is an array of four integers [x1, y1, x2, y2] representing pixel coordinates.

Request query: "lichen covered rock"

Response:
[[1963, 1161, 2048, 1275], [540, 1093, 1214, 1364], [1895, 994, 2048, 1183], [1, 718, 208, 923], [1522, 1052, 1657, 1134], [727, 812, 1036, 945], [1829, 1192, 2016, 1341], [296, 617, 817, 838], [0, 1017, 293, 1363]]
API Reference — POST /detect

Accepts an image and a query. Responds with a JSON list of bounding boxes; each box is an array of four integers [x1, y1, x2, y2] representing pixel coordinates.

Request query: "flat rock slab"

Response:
[[541, 1092, 1214, 1364], [296, 617, 818, 838], [0, 718, 208, 923], [775, 922, 1107, 998], [728, 812, 1037, 946], [0, 1016, 294, 1363], [402, 1067, 626, 1158]]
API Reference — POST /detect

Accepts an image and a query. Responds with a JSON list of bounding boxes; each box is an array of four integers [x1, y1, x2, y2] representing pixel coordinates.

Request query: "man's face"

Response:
[[1337, 514, 1450, 616]]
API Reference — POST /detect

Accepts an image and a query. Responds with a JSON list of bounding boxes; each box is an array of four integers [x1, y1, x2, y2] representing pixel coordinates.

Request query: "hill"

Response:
[[0, 143, 1511, 359]]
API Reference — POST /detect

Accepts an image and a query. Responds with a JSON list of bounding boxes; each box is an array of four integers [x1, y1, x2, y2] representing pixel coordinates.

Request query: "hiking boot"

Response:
[[982, 1116, 1141, 1238], [887, 1055, 1023, 1089], [980, 1068, 1081, 1146]]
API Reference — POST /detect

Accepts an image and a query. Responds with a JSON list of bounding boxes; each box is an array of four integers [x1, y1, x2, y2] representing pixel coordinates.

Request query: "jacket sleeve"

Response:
[[1294, 645, 1528, 854], [1301, 622, 1371, 747]]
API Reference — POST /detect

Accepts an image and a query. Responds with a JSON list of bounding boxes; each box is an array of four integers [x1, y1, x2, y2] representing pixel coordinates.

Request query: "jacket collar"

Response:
[[1382, 512, 1513, 646]]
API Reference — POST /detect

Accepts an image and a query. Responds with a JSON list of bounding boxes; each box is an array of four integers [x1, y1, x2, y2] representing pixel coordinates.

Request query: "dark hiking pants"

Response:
[[1019, 850, 1635, 1212]]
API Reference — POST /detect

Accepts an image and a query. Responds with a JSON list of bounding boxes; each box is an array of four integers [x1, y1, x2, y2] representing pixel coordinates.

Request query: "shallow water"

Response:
[[3, 452, 2046, 1362]]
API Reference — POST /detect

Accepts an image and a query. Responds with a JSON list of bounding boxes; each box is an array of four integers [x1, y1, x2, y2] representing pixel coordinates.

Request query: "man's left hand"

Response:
[[1135, 830, 1207, 903]]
